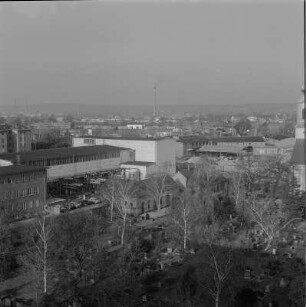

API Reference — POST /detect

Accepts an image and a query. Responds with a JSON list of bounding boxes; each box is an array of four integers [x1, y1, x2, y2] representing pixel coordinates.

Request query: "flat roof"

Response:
[[0, 145, 130, 163], [0, 165, 45, 177], [121, 161, 155, 166]]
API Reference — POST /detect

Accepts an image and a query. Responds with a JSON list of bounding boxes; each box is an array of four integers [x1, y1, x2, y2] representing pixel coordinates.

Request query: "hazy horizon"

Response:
[[0, 0, 304, 107]]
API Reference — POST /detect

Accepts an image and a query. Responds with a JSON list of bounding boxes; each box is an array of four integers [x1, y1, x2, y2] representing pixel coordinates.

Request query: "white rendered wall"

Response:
[[121, 164, 147, 180], [175, 141, 184, 158], [72, 138, 177, 173], [156, 138, 176, 174], [73, 138, 157, 163]]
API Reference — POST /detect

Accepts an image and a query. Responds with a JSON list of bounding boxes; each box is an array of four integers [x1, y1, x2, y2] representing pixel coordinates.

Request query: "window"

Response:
[[22, 202, 27, 210], [84, 138, 95, 145], [28, 201, 33, 209], [35, 200, 40, 207]]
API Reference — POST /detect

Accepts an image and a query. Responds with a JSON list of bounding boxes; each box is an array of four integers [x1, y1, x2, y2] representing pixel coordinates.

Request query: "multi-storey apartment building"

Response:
[[0, 124, 13, 154], [12, 127, 32, 152], [0, 124, 31, 153], [0, 165, 47, 218]]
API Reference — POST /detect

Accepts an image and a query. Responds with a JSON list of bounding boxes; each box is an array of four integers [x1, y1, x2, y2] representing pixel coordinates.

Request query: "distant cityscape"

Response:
[[0, 1, 305, 305]]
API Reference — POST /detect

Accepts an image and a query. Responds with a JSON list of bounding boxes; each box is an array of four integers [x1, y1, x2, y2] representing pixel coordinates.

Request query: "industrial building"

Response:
[[0, 165, 47, 219], [176, 136, 266, 158], [72, 136, 177, 174], [0, 145, 135, 182]]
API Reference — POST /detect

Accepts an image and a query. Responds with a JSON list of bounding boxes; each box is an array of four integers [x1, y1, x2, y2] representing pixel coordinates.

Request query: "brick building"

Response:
[[0, 165, 47, 219]]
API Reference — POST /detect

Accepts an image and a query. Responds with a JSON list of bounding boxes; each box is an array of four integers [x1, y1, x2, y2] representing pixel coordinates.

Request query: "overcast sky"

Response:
[[0, 0, 303, 107]]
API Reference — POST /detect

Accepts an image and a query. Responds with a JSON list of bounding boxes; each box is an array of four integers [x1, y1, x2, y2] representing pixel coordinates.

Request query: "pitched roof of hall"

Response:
[[177, 136, 265, 144], [0, 165, 46, 177], [0, 145, 130, 163], [291, 139, 305, 165]]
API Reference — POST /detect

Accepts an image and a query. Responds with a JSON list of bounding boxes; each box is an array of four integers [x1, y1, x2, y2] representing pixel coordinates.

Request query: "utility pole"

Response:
[[154, 83, 158, 117]]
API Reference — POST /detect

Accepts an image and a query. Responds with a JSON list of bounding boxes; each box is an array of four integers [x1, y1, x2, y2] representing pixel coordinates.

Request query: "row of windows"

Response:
[[27, 151, 120, 167], [0, 174, 42, 184], [12, 199, 40, 211], [1, 187, 40, 200], [84, 138, 95, 145]]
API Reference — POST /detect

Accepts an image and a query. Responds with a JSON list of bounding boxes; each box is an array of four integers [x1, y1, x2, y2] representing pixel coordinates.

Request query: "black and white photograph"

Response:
[[0, 0, 305, 306]]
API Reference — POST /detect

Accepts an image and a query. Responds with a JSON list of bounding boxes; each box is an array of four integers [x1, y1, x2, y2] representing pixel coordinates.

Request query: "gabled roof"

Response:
[[291, 139, 305, 165], [178, 169, 194, 179]]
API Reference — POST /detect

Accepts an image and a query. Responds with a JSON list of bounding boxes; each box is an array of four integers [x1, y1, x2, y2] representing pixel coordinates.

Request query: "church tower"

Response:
[[291, 87, 305, 191]]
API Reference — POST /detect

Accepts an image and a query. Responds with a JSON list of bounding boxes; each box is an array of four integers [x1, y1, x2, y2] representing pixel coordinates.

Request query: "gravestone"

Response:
[[244, 269, 251, 279], [279, 277, 287, 287]]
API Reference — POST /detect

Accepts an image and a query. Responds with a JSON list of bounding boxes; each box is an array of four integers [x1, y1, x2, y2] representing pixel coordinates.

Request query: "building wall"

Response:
[[121, 164, 146, 180], [175, 141, 184, 159], [126, 192, 176, 216], [12, 129, 32, 153], [156, 138, 176, 174], [253, 146, 279, 156], [0, 170, 46, 218], [73, 137, 176, 173], [47, 149, 132, 181], [102, 139, 157, 162], [127, 124, 144, 130], [120, 163, 157, 180], [295, 102, 305, 139], [0, 131, 8, 153]]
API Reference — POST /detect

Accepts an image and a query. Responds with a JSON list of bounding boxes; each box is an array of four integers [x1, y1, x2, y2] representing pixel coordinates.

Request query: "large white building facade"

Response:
[[72, 137, 176, 174]]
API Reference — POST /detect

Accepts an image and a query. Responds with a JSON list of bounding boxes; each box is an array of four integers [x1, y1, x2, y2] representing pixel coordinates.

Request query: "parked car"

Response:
[[88, 197, 100, 204], [69, 202, 78, 210]]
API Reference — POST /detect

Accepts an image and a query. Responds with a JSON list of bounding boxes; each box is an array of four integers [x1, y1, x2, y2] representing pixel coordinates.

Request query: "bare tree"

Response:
[[169, 191, 196, 251], [19, 212, 53, 303], [114, 179, 136, 245], [144, 172, 170, 211], [228, 166, 247, 216], [247, 195, 301, 251], [198, 245, 232, 307], [97, 177, 117, 221], [189, 158, 224, 225]]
